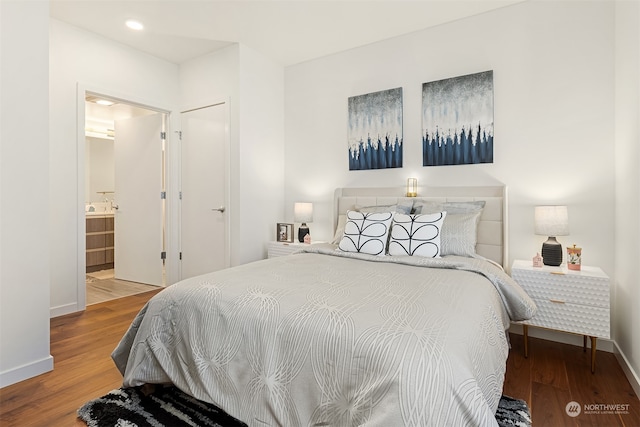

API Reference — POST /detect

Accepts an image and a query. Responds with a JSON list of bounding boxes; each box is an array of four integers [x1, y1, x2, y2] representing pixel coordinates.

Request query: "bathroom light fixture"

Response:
[[125, 20, 144, 31], [534, 205, 569, 266], [294, 202, 313, 243], [406, 178, 417, 197]]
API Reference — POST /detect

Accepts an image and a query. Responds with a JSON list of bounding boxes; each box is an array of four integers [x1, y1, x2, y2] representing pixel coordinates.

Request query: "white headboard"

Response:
[[333, 186, 508, 267]]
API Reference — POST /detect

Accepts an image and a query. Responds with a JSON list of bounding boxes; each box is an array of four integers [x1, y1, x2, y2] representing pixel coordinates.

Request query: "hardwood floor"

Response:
[[1, 290, 639, 426], [504, 333, 640, 426], [86, 269, 160, 305], [0, 289, 162, 426]]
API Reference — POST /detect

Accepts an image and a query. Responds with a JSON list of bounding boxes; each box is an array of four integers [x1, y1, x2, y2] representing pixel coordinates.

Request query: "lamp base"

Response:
[[541, 237, 563, 266], [298, 224, 309, 243]]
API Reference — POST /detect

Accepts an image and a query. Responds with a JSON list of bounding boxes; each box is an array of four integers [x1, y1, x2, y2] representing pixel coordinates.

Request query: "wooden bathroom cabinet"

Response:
[[86, 214, 114, 273]]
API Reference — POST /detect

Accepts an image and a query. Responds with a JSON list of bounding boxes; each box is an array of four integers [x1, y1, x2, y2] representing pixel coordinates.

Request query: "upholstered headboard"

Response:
[[333, 186, 508, 267]]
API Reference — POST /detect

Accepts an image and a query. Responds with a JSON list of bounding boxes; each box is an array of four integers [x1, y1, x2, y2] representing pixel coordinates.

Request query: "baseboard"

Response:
[[50, 302, 80, 318], [0, 355, 53, 388], [613, 341, 640, 398]]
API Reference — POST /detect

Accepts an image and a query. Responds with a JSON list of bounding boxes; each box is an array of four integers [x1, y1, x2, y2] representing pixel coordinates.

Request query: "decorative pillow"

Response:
[[412, 200, 485, 215], [356, 200, 413, 215], [331, 214, 347, 244], [440, 211, 483, 257], [388, 212, 447, 257], [338, 211, 393, 256], [411, 201, 485, 257]]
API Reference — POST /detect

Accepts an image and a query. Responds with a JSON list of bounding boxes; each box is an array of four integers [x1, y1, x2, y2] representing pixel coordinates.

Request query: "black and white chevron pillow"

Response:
[[388, 212, 447, 257], [338, 211, 393, 256]]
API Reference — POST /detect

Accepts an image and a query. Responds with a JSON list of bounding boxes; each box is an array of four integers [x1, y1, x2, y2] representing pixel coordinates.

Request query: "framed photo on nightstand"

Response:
[[276, 223, 294, 243]]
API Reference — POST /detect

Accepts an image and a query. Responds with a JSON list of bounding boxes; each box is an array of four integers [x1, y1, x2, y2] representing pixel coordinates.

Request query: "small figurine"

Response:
[[303, 234, 311, 244], [567, 244, 582, 271], [532, 252, 543, 267]]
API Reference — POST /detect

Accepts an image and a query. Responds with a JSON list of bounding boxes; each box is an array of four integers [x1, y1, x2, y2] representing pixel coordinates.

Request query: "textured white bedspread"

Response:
[[113, 246, 535, 427]]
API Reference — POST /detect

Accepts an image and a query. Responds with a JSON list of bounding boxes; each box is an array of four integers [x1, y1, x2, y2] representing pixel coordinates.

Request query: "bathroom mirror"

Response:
[[85, 136, 115, 204]]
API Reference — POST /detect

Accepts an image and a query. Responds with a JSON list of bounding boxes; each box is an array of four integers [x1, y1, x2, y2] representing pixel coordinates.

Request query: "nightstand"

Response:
[[511, 259, 610, 373], [267, 241, 312, 258]]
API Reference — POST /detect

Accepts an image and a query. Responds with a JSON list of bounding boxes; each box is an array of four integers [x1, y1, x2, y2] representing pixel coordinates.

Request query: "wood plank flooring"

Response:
[[1, 290, 639, 426], [504, 333, 640, 426], [86, 269, 160, 305]]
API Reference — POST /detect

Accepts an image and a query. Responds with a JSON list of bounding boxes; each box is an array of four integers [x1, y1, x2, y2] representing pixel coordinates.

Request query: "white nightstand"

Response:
[[511, 259, 610, 373], [267, 241, 313, 258]]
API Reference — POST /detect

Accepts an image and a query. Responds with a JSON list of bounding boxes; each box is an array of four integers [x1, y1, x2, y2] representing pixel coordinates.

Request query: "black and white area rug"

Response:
[[78, 386, 531, 427], [495, 394, 533, 427]]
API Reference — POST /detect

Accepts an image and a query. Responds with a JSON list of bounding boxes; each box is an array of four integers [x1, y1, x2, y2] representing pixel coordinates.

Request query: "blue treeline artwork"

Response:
[[348, 87, 403, 170], [422, 71, 493, 167]]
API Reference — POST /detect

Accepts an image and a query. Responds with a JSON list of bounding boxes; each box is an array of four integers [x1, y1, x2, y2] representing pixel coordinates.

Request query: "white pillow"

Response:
[[331, 214, 347, 244], [338, 211, 393, 256], [412, 200, 485, 215], [388, 212, 447, 257], [356, 200, 413, 215], [440, 211, 482, 257], [412, 200, 485, 257]]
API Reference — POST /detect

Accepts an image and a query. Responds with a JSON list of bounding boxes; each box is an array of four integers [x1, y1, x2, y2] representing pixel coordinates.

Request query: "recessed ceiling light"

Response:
[[96, 99, 114, 106], [125, 20, 144, 31]]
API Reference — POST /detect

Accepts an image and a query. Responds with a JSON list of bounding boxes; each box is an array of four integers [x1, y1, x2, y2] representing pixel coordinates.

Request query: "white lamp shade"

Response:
[[294, 202, 313, 223], [534, 205, 569, 236]]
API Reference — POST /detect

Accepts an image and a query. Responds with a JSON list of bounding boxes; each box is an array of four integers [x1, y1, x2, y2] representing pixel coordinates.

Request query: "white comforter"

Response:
[[113, 245, 536, 426]]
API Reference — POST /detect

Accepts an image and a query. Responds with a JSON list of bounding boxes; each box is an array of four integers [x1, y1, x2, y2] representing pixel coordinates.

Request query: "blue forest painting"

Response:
[[422, 71, 493, 167], [348, 87, 403, 170]]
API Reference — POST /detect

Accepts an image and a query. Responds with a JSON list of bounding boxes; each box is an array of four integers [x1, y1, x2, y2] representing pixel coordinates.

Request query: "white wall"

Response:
[[0, 0, 53, 387], [614, 0, 640, 394], [237, 45, 285, 262], [285, 1, 616, 274], [49, 19, 179, 316], [284, 0, 637, 377]]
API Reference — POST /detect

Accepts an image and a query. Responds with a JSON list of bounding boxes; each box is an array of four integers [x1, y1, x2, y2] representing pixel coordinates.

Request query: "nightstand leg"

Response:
[[523, 325, 529, 358], [583, 335, 587, 352], [590, 336, 597, 374]]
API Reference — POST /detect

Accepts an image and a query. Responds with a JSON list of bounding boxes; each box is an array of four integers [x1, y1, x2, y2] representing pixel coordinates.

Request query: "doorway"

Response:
[[83, 92, 167, 304], [179, 102, 230, 280]]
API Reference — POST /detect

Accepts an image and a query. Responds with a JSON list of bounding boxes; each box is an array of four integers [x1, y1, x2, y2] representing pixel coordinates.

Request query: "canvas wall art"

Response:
[[348, 87, 403, 170], [422, 70, 494, 167]]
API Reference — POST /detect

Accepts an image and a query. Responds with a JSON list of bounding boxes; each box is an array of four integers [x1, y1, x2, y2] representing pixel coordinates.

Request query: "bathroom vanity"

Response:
[[86, 213, 114, 273]]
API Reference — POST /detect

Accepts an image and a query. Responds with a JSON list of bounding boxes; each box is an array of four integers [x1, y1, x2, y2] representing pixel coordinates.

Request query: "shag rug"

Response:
[[78, 386, 531, 427]]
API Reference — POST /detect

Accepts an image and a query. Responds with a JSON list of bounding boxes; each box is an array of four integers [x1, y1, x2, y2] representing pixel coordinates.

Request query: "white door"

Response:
[[180, 104, 228, 279], [114, 113, 164, 286]]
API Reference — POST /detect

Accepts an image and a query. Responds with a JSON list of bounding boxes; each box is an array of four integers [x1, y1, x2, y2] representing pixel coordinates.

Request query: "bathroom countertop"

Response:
[[86, 211, 114, 217]]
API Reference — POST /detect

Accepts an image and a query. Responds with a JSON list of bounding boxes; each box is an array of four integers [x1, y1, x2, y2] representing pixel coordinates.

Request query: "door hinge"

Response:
[[179, 191, 182, 200], [160, 131, 167, 140], [179, 252, 182, 260], [175, 130, 182, 140], [161, 191, 166, 199], [161, 251, 166, 260]]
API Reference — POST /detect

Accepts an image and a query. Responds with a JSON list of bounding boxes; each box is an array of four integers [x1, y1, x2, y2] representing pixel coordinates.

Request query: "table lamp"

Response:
[[534, 205, 569, 266], [294, 202, 313, 243]]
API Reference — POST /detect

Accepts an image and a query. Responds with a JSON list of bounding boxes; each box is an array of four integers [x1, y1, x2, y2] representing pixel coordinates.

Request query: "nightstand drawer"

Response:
[[511, 270, 609, 308], [525, 298, 610, 339], [268, 243, 304, 258]]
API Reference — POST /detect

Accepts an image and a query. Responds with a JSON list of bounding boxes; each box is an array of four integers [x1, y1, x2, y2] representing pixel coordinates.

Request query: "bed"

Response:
[[112, 186, 536, 426]]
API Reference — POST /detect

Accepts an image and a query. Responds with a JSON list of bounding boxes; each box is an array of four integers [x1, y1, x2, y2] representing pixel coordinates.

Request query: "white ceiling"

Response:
[[50, 0, 525, 66]]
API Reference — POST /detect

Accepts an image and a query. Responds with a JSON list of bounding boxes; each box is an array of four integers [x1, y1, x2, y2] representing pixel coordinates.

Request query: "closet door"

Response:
[[113, 113, 164, 286], [180, 103, 228, 279]]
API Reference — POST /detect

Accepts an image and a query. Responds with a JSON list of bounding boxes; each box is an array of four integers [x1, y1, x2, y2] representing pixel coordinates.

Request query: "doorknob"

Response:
[[212, 206, 226, 213]]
